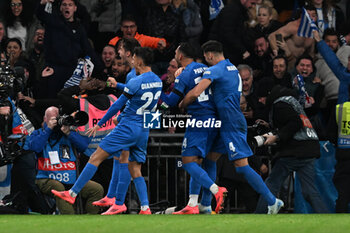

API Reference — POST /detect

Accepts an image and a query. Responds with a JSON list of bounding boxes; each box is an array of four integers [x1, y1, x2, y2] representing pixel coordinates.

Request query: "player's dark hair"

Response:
[[178, 42, 197, 59], [134, 47, 154, 66], [201, 40, 223, 54], [120, 38, 141, 55]]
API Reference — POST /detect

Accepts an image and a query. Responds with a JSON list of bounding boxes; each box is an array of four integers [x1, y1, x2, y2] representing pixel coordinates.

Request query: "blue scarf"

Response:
[[293, 74, 311, 108]]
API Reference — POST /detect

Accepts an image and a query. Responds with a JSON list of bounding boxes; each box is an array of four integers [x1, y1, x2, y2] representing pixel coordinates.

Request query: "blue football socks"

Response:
[[201, 159, 216, 206], [71, 163, 97, 194], [134, 176, 149, 206], [236, 165, 275, 205], [115, 163, 131, 205], [183, 162, 214, 190], [106, 159, 120, 198], [189, 177, 201, 195]]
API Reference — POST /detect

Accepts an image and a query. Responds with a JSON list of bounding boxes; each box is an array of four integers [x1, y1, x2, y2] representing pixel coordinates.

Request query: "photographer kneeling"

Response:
[[24, 106, 103, 214], [255, 85, 329, 213]]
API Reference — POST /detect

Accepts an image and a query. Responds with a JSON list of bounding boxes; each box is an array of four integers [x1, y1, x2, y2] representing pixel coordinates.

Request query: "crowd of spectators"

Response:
[[0, 0, 350, 214]]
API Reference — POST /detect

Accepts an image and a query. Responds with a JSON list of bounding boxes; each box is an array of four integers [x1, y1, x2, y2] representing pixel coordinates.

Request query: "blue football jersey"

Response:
[[202, 59, 252, 159], [117, 68, 136, 122], [121, 71, 162, 122], [126, 68, 136, 83], [202, 59, 242, 113], [174, 62, 216, 116]]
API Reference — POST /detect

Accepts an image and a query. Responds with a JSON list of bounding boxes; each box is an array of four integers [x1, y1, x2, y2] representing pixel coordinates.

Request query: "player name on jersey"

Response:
[[193, 67, 207, 74], [141, 82, 162, 90]]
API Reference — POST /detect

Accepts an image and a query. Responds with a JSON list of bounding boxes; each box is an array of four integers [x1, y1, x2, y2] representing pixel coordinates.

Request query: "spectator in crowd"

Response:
[[209, 0, 258, 65], [0, 20, 8, 53], [36, 0, 104, 98], [266, 55, 293, 89], [315, 28, 350, 123], [109, 15, 166, 50], [160, 58, 179, 96], [292, 55, 324, 120], [248, 35, 274, 81], [139, 0, 186, 69], [172, 0, 203, 47], [268, 5, 317, 68], [246, 0, 277, 28], [239, 64, 259, 125], [5, 38, 26, 68], [5, 38, 38, 105], [24, 106, 103, 214], [256, 56, 294, 112], [193, 0, 221, 44], [305, 0, 345, 37], [101, 44, 116, 77], [2, 0, 40, 51], [111, 54, 131, 85], [158, 58, 179, 135], [83, 0, 122, 53], [314, 30, 350, 105], [251, 4, 282, 37], [255, 85, 329, 213], [25, 27, 45, 84], [107, 38, 141, 87]]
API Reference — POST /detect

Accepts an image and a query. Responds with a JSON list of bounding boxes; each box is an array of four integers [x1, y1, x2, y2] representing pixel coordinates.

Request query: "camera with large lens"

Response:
[[0, 134, 26, 166], [252, 132, 273, 148], [247, 121, 272, 153], [0, 65, 24, 100], [56, 111, 89, 127]]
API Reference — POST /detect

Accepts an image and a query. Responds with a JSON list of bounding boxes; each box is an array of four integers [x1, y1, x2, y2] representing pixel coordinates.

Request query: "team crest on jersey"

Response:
[[143, 110, 161, 129]]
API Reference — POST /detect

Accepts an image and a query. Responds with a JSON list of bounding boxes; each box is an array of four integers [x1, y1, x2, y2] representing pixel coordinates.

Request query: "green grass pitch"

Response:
[[1, 214, 350, 233]]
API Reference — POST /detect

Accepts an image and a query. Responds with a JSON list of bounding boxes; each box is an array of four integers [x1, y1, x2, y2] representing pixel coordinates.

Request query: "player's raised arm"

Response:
[[86, 94, 129, 137]]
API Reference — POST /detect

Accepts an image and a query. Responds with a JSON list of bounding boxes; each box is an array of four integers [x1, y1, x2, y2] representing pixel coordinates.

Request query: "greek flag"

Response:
[[297, 8, 318, 38]]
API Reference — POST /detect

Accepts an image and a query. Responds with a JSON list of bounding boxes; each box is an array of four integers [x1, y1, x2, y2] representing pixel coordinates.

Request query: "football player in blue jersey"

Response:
[[52, 47, 163, 215], [161, 42, 227, 214], [90, 38, 141, 209], [180, 40, 284, 214]]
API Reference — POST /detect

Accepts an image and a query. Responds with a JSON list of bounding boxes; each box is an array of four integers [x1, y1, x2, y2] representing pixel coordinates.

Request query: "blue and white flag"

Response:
[[297, 7, 318, 38], [64, 56, 94, 88]]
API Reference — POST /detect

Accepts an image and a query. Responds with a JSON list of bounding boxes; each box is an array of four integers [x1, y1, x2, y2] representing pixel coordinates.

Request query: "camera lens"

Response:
[[253, 135, 266, 147]]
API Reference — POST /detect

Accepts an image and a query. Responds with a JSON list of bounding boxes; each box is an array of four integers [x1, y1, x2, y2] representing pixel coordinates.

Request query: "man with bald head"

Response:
[[24, 106, 103, 214]]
